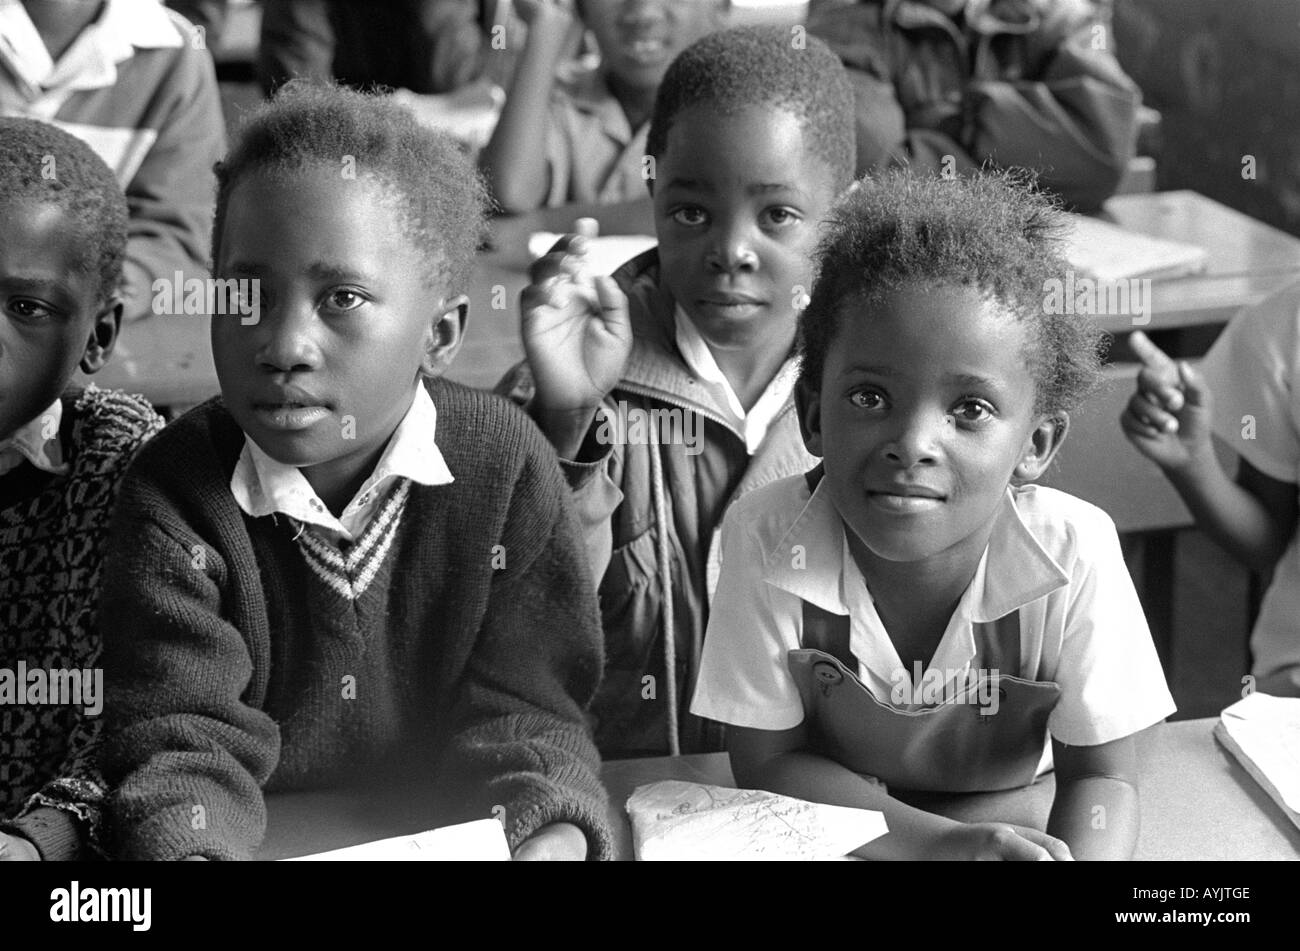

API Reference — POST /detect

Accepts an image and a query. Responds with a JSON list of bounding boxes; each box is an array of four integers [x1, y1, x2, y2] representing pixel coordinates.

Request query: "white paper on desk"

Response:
[[389, 82, 504, 152], [1063, 215, 1208, 283], [527, 233, 657, 275], [1220, 692, 1300, 812], [281, 818, 511, 861], [627, 780, 886, 860]]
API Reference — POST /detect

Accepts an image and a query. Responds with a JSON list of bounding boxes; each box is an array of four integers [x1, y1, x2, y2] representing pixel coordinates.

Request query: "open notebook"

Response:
[[1215, 692, 1300, 831], [627, 780, 886, 860], [1063, 215, 1209, 283]]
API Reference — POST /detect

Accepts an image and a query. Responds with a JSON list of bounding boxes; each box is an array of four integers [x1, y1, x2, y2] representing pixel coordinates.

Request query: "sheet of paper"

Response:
[[527, 233, 657, 275], [1220, 692, 1300, 812], [1062, 215, 1208, 283], [627, 780, 886, 861], [282, 818, 511, 861], [388, 82, 504, 152]]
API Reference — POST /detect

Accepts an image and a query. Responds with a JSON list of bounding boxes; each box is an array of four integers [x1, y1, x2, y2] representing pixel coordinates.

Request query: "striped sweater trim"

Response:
[[294, 479, 411, 601]]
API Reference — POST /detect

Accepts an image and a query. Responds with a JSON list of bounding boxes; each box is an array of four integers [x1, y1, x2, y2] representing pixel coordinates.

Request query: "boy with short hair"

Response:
[[99, 83, 611, 861], [481, 0, 727, 235], [503, 26, 857, 756], [0, 117, 163, 861]]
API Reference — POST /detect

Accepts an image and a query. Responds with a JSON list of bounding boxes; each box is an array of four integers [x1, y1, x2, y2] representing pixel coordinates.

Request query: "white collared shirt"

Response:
[[673, 305, 800, 455], [690, 474, 1176, 748], [230, 384, 454, 544], [0, 397, 66, 477], [0, 0, 183, 182]]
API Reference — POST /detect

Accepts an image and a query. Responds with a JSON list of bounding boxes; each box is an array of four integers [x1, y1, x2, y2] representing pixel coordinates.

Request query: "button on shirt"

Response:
[[674, 305, 800, 456], [0, 397, 66, 477], [230, 385, 453, 544], [690, 474, 1176, 748]]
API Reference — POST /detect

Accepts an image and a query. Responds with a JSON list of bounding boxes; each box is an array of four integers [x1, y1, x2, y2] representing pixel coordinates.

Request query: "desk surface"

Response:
[[83, 191, 1300, 411], [258, 718, 1300, 860], [1101, 190, 1300, 334]]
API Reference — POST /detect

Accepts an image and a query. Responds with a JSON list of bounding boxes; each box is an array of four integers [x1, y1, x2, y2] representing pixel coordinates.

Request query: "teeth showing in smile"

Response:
[[627, 39, 664, 58]]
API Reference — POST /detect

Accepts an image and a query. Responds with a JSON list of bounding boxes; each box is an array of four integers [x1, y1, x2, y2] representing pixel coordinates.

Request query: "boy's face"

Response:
[[0, 199, 115, 440], [582, 0, 725, 90], [211, 166, 464, 507], [800, 284, 1064, 574], [652, 104, 838, 350]]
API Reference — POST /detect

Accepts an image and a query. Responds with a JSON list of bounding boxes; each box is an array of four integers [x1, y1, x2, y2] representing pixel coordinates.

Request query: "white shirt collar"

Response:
[[230, 384, 454, 543], [0, 0, 182, 94], [0, 397, 66, 477], [673, 304, 799, 454], [763, 477, 1070, 689]]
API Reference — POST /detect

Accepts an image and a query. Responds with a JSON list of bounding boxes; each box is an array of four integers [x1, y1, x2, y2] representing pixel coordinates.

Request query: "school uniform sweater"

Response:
[[0, 384, 163, 860], [99, 379, 614, 861]]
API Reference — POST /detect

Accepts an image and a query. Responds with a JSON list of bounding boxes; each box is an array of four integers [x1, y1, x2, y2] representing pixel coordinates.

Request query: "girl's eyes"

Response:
[[953, 399, 995, 423], [847, 391, 995, 423], [763, 207, 801, 228]]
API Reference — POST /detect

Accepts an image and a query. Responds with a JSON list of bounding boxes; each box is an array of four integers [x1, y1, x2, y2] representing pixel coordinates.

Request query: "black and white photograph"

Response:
[[0, 0, 1293, 932]]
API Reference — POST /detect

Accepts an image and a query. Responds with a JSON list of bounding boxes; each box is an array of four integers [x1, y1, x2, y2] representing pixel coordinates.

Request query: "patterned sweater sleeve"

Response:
[[2, 392, 163, 861], [440, 419, 614, 860], [98, 452, 281, 861]]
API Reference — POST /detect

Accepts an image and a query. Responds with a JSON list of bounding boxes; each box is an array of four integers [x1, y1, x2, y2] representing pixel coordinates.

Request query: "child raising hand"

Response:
[[1122, 309, 1300, 696]]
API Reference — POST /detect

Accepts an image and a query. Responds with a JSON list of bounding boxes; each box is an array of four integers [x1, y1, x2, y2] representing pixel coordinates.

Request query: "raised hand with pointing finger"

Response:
[[1120, 330, 1215, 473], [520, 219, 633, 459]]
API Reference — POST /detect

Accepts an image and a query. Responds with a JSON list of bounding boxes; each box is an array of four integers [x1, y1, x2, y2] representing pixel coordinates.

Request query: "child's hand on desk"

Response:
[[512, 822, 587, 861], [938, 823, 1073, 861], [1121, 330, 1214, 474], [521, 224, 633, 458], [0, 831, 40, 860]]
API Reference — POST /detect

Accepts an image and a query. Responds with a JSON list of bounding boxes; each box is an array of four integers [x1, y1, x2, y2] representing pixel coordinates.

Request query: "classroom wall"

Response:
[[1114, 0, 1300, 237]]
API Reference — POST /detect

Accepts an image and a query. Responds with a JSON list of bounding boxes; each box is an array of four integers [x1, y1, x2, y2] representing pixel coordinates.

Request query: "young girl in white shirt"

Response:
[[691, 170, 1176, 860]]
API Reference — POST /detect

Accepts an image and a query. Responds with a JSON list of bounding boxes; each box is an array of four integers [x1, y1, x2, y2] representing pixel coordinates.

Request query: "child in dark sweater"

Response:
[[98, 83, 612, 861], [0, 118, 163, 861]]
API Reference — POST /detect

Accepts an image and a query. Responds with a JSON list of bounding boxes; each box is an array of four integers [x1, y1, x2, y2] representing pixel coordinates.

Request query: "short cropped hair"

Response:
[[213, 81, 488, 290], [799, 169, 1106, 415], [646, 25, 856, 189], [0, 117, 128, 304]]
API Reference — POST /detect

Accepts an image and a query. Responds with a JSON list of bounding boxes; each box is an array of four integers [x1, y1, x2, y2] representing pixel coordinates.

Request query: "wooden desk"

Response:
[[600, 719, 1300, 861], [257, 719, 1300, 860], [1100, 190, 1300, 335]]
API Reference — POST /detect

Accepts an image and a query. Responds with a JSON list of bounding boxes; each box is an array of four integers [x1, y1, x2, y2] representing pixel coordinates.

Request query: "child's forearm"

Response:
[[479, 10, 572, 212], [1165, 450, 1289, 572], [1047, 775, 1139, 860], [736, 751, 961, 860]]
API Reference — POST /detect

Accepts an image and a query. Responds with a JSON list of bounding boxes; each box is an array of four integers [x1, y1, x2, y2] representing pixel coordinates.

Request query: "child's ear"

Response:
[[1013, 413, 1069, 483], [795, 377, 825, 457], [420, 294, 469, 379], [79, 297, 123, 375]]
